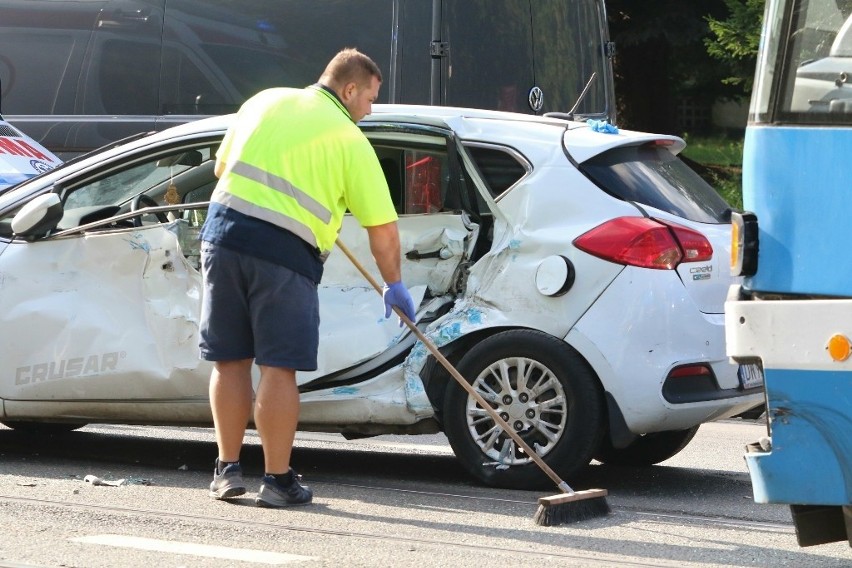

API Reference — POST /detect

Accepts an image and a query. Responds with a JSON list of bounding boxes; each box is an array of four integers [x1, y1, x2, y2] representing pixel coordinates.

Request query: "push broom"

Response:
[[335, 238, 610, 526]]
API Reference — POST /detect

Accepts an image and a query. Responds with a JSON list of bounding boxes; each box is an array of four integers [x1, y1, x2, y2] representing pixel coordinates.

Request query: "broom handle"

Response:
[[335, 238, 573, 494]]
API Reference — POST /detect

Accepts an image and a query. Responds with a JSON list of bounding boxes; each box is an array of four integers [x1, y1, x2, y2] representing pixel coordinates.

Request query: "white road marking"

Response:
[[70, 534, 317, 565]]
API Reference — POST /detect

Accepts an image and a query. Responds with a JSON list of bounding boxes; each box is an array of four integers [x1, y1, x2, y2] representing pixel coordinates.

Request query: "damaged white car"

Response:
[[0, 106, 763, 489]]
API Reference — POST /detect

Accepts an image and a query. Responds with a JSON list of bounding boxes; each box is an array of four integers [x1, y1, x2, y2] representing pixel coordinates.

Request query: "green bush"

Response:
[[682, 135, 743, 210]]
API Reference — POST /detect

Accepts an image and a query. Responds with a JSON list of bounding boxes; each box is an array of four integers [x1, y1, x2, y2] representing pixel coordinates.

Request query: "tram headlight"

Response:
[[730, 211, 758, 277]]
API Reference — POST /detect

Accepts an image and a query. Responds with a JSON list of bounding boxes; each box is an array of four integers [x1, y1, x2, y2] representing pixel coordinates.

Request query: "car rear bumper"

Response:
[[568, 267, 763, 433]]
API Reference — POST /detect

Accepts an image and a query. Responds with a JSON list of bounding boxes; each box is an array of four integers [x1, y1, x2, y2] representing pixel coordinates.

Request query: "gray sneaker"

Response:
[[255, 471, 313, 507], [209, 459, 247, 500]]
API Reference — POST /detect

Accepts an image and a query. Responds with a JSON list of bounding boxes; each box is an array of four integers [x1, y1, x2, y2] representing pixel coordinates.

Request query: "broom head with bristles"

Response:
[[533, 488, 610, 526]]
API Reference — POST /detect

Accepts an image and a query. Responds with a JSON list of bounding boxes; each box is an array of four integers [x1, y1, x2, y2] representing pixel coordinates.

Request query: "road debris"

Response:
[[83, 475, 154, 487]]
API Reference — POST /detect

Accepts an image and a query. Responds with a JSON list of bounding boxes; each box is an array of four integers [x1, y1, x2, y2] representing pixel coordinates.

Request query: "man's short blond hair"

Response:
[[319, 48, 382, 89]]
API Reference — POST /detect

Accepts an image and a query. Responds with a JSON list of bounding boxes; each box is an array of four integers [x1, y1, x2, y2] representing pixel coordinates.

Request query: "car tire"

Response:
[[593, 426, 700, 466], [1, 421, 87, 434], [443, 329, 605, 489]]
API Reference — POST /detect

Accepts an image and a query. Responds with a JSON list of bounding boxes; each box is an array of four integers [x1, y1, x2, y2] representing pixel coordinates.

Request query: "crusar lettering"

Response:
[[15, 352, 122, 386], [0, 137, 55, 162]]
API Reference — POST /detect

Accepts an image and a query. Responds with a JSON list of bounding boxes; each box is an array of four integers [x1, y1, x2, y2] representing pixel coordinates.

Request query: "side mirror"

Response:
[[12, 193, 63, 240]]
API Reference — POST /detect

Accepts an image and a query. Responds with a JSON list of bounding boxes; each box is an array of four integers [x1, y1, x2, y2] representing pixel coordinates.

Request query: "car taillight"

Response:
[[573, 217, 713, 270], [662, 363, 718, 403], [667, 364, 713, 379]]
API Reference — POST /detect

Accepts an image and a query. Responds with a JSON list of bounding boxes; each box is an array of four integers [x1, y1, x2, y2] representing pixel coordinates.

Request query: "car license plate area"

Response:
[[738, 363, 764, 389]]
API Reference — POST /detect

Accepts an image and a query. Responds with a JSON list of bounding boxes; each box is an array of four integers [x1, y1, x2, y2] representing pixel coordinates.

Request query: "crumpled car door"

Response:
[[301, 134, 479, 385], [0, 223, 207, 403]]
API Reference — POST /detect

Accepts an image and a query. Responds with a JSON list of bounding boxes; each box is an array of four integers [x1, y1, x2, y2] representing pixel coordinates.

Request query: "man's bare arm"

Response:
[[364, 221, 402, 284]]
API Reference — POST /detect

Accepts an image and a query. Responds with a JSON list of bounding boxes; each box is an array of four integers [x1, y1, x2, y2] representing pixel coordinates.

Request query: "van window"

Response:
[[444, 1, 534, 112], [82, 3, 164, 116], [0, 30, 86, 114], [398, 0, 433, 104], [161, 0, 395, 113], [532, 0, 610, 117], [93, 40, 160, 115], [160, 46, 230, 115]]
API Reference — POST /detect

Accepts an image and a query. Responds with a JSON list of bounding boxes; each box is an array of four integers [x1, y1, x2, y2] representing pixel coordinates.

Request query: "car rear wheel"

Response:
[[593, 426, 700, 466], [443, 329, 605, 489], [1, 421, 87, 434]]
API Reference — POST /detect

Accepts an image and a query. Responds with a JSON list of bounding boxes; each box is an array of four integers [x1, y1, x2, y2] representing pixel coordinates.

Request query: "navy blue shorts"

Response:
[[199, 242, 319, 371]]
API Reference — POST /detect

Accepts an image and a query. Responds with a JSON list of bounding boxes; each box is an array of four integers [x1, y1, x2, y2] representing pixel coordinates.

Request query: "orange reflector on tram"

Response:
[[827, 334, 852, 362]]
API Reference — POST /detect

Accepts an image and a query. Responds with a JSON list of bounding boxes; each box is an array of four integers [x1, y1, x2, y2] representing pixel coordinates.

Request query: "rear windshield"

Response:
[[580, 144, 731, 223]]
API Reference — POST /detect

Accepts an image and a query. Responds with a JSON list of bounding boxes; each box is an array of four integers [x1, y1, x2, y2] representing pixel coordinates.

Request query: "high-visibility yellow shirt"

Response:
[[212, 84, 397, 257]]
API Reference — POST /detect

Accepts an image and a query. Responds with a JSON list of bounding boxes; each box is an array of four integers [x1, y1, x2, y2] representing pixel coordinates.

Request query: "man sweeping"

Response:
[[198, 48, 416, 507]]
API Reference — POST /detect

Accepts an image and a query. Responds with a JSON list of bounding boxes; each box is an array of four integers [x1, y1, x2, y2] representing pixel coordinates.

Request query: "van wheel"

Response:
[[443, 330, 605, 489], [594, 426, 700, 466], [1, 421, 87, 434]]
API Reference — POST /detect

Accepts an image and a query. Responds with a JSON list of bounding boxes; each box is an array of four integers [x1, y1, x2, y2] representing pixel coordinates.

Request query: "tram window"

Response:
[[779, 4, 852, 123]]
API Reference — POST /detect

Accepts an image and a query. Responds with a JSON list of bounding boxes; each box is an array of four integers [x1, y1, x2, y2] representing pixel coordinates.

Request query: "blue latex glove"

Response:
[[382, 281, 416, 326], [587, 119, 619, 134]]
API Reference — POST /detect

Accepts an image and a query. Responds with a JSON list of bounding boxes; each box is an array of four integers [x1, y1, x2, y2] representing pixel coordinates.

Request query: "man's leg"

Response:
[[254, 365, 300, 474], [210, 358, 254, 463]]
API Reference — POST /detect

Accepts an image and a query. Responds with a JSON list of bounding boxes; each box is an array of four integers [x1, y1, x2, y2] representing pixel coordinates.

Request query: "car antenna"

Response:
[[544, 72, 597, 122]]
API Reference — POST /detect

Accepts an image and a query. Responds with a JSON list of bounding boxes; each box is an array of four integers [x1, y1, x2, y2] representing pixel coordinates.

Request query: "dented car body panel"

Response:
[[1, 225, 204, 400]]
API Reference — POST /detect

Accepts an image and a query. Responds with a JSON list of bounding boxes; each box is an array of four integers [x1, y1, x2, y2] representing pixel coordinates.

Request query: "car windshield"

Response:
[[580, 143, 731, 224]]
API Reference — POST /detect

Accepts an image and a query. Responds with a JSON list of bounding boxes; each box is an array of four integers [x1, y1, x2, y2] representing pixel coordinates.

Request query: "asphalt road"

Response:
[[0, 420, 849, 567]]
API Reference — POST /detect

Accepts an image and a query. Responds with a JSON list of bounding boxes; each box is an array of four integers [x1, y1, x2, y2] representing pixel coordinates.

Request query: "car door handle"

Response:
[[406, 247, 453, 260], [98, 8, 151, 28]]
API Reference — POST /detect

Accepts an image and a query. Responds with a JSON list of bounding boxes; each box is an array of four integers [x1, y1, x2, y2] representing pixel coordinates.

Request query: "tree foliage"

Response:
[[607, 0, 763, 133], [705, 0, 765, 92]]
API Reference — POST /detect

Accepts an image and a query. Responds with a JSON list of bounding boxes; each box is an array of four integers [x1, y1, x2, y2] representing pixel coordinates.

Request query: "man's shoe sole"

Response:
[[210, 486, 247, 500], [254, 496, 312, 508]]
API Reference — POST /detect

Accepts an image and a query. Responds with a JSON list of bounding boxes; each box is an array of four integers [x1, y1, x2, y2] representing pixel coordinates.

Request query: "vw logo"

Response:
[[528, 86, 544, 112]]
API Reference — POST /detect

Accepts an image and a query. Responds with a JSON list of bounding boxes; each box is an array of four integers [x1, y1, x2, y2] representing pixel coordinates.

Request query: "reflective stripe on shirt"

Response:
[[211, 189, 319, 250], [230, 160, 332, 224]]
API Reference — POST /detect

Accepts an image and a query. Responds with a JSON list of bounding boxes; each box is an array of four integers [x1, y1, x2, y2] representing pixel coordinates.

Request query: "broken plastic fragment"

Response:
[[83, 475, 154, 487]]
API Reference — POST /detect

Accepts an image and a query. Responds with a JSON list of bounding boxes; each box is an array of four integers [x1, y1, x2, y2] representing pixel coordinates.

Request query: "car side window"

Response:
[[64, 161, 169, 209], [182, 180, 217, 228], [63, 147, 214, 210], [464, 144, 528, 198], [374, 144, 462, 215]]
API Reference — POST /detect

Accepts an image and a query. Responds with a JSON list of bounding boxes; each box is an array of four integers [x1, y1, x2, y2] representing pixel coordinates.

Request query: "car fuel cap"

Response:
[[535, 255, 575, 297]]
